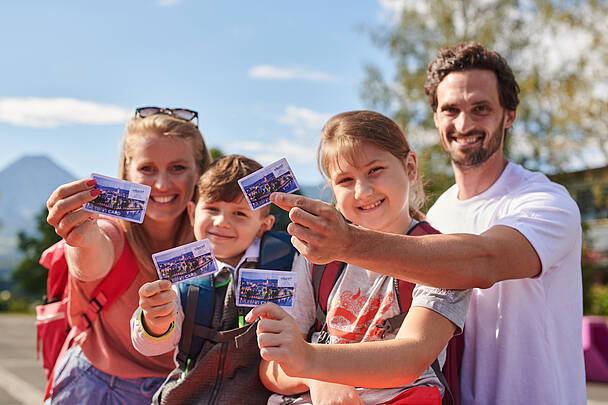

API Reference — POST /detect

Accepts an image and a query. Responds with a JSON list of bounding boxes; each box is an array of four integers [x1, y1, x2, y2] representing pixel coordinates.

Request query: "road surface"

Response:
[[0, 313, 607, 404]]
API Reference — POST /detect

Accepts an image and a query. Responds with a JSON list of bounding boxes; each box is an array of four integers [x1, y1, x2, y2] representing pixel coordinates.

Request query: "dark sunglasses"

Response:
[[135, 107, 199, 127]]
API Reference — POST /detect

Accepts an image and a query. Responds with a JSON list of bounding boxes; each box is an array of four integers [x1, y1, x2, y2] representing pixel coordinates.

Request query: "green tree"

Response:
[[209, 147, 224, 161], [12, 207, 61, 298], [362, 0, 608, 203]]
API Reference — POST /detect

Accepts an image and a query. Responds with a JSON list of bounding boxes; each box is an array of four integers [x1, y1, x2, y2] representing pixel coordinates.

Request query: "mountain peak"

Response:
[[0, 155, 76, 234]]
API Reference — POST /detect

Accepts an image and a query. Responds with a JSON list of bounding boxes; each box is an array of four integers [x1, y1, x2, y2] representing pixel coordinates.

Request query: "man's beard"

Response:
[[448, 115, 505, 169]]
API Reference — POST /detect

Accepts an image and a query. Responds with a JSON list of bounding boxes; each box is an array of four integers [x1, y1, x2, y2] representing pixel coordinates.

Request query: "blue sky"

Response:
[[0, 1, 398, 185]]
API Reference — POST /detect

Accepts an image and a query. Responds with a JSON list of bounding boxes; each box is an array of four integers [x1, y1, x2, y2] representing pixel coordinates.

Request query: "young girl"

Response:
[[45, 108, 211, 404], [247, 110, 470, 405]]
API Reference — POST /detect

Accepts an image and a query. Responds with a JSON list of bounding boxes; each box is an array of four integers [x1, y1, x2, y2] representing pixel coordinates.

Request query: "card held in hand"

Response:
[[238, 158, 299, 210], [83, 173, 151, 224], [236, 268, 296, 308], [152, 239, 219, 284]]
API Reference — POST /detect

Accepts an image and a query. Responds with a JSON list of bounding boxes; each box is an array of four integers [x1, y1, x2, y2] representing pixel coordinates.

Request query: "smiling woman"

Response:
[[44, 109, 211, 405]]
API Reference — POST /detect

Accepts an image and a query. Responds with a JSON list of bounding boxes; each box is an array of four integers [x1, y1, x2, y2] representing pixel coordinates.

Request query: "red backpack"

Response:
[[308, 221, 464, 405], [35, 240, 139, 400]]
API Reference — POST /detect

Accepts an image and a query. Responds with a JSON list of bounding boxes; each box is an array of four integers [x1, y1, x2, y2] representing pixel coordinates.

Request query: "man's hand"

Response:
[[270, 192, 352, 264]]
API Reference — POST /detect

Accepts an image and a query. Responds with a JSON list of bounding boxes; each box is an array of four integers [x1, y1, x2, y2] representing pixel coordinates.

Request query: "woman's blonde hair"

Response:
[[118, 114, 211, 274], [317, 110, 425, 221]]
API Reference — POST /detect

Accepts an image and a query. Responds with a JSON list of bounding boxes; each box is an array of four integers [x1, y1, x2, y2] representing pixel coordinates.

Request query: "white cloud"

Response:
[[0, 97, 131, 128], [277, 105, 331, 136], [157, 0, 181, 6], [249, 65, 336, 82], [230, 138, 317, 166], [377, 0, 429, 23]]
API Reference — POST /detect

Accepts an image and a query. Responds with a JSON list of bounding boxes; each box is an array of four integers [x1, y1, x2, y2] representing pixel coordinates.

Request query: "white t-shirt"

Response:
[[268, 253, 470, 405], [427, 162, 586, 405]]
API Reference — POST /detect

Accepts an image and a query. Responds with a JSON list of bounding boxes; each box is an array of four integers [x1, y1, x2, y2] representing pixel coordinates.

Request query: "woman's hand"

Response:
[[46, 178, 102, 247], [138, 280, 177, 336], [246, 302, 312, 378]]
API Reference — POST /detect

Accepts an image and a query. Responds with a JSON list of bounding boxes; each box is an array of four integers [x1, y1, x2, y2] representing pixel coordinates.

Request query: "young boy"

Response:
[[130, 155, 296, 405]]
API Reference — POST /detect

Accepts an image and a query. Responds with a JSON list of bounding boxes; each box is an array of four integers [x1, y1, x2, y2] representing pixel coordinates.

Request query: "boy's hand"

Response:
[[138, 280, 177, 336], [269, 192, 352, 264], [246, 302, 311, 378]]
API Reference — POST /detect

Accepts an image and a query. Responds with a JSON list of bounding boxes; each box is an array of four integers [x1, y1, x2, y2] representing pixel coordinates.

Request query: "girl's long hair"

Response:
[[117, 114, 211, 275]]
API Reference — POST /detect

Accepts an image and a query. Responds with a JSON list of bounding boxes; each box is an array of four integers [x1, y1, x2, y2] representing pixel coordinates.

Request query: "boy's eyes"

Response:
[[171, 165, 187, 172], [234, 211, 249, 217], [369, 166, 383, 175]]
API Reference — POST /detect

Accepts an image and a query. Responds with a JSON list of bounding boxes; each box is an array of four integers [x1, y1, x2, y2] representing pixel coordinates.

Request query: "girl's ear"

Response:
[[405, 152, 418, 183], [187, 201, 196, 226]]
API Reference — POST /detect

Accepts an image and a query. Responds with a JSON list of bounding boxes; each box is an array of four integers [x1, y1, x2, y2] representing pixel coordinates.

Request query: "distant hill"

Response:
[[0, 155, 76, 270]]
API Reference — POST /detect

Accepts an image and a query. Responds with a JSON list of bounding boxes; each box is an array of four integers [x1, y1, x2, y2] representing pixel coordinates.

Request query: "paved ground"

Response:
[[0, 313, 607, 404]]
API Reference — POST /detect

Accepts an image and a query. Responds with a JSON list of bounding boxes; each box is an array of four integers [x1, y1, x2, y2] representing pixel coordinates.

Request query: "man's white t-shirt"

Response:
[[427, 162, 586, 405]]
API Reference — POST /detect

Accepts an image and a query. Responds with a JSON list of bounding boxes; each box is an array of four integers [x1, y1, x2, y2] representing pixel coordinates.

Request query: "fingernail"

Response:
[[90, 189, 100, 197], [86, 179, 96, 187]]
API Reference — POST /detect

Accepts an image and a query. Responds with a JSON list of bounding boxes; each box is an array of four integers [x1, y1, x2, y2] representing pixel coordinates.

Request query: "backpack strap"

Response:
[[39, 240, 69, 303], [176, 275, 215, 368], [307, 261, 346, 342], [432, 359, 455, 405], [44, 241, 139, 400], [259, 231, 297, 271]]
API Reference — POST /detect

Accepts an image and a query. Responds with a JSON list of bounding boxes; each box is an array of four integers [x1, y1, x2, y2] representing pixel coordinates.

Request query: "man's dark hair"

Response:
[[424, 42, 520, 112]]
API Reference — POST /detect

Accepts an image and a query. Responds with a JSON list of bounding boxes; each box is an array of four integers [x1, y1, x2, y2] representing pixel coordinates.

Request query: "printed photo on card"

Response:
[[83, 173, 151, 224], [238, 158, 299, 210], [236, 269, 296, 308], [152, 239, 219, 284]]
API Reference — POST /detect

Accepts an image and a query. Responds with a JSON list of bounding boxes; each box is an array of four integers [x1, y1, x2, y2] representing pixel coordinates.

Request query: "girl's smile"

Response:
[[328, 142, 416, 235]]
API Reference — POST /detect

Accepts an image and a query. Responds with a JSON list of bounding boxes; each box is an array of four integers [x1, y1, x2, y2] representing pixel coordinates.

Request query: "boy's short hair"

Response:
[[196, 154, 271, 216]]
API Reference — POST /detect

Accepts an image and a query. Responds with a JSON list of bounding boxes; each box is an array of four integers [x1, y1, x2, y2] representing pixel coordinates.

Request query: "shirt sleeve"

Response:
[[494, 183, 581, 277], [411, 285, 471, 335], [130, 285, 184, 356]]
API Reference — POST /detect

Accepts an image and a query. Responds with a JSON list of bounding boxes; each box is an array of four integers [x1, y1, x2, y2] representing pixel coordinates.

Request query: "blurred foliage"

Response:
[[11, 207, 61, 300], [209, 147, 224, 162], [589, 284, 608, 315], [362, 0, 608, 205]]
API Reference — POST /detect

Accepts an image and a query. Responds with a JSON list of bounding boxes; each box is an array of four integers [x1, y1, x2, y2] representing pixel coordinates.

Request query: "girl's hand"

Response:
[[46, 178, 102, 247], [269, 192, 352, 264], [307, 380, 364, 405], [138, 280, 177, 336], [246, 302, 311, 378]]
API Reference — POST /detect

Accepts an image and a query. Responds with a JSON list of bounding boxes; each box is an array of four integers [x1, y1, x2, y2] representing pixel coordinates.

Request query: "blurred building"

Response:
[[551, 166, 608, 278]]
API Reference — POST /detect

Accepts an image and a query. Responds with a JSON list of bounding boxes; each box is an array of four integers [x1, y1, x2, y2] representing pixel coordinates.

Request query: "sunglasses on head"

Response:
[[135, 107, 199, 127]]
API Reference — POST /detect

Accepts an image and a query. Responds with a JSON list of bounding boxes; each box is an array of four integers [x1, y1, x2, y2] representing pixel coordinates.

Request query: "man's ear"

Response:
[[187, 201, 196, 226], [433, 111, 440, 129], [503, 109, 516, 129], [257, 214, 275, 237]]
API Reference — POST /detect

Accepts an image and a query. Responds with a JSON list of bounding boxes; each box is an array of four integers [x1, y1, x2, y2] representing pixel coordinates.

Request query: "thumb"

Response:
[[245, 302, 285, 323]]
